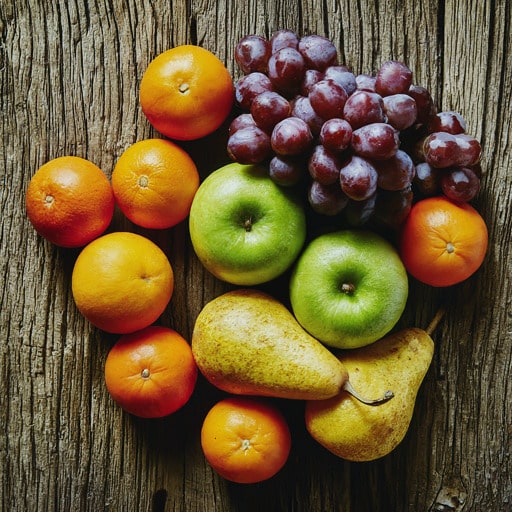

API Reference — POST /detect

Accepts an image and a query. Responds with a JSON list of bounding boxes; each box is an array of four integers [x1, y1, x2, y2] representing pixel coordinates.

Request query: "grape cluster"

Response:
[[227, 30, 483, 230]]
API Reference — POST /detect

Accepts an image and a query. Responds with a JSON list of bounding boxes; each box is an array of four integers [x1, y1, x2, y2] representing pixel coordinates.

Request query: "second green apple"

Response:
[[290, 229, 409, 349]]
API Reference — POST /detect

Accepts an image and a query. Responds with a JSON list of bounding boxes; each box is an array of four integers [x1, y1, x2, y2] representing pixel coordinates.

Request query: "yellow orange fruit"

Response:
[[112, 138, 200, 229], [71, 232, 174, 333], [140, 45, 234, 140]]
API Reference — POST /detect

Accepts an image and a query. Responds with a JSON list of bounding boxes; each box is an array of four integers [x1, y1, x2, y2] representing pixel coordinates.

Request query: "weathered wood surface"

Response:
[[1, 1, 511, 510]]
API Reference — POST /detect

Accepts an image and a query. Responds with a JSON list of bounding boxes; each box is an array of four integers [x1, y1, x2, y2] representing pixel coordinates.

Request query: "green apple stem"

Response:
[[342, 380, 394, 406], [243, 218, 253, 231]]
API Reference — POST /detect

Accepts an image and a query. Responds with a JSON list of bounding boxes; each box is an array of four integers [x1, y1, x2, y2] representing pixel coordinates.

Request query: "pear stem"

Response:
[[339, 309, 446, 407], [342, 380, 394, 406], [425, 308, 446, 336]]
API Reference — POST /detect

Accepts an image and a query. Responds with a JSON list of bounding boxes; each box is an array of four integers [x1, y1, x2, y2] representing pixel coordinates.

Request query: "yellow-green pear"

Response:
[[192, 289, 394, 402], [305, 316, 441, 461]]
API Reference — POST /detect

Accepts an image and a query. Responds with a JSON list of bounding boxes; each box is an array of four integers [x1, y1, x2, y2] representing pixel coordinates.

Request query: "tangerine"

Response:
[[399, 195, 488, 287], [71, 231, 174, 333], [104, 325, 197, 418], [200, 397, 291, 484], [25, 156, 114, 248], [140, 45, 234, 141], [111, 138, 200, 229]]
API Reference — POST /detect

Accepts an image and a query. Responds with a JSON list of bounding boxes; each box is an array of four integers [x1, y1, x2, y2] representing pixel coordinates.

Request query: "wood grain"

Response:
[[1, 0, 510, 510]]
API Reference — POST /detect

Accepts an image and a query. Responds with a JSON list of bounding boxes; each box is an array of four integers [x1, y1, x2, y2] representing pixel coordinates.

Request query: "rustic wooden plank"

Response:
[[427, 1, 512, 510], [1, 0, 511, 511]]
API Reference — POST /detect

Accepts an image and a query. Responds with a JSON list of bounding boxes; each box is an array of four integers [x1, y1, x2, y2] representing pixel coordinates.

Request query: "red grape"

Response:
[[291, 95, 325, 135], [343, 90, 386, 129], [308, 144, 342, 184], [300, 69, 324, 95], [267, 47, 306, 96], [227, 126, 271, 164], [356, 73, 377, 91], [235, 35, 271, 74], [383, 93, 418, 130], [227, 32, 484, 229], [229, 113, 257, 135], [423, 132, 481, 168], [351, 122, 400, 160], [271, 117, 314, 155], [319, 118, 352, 153], [373, 186, 414, 229], [270, 29, 300, 53], [375, 60, 413, 96], [339, 155, 378, 201], [308, 180, 349, 215], [453, 134, 481, 166], [428, 111, 467, 134], [235, 72, 274, 109], [323, 66, 357, 95], [250, 91, 291, 133], [413, 162, 442, 197], [309, 79, 348, 120], [407, 84, 436, 124], [269, 155, 306, 186], [422, 132, 459, 167], [374, 149, 415, 191], [298, 35, 338, 71], [441, 166, 481, 202]]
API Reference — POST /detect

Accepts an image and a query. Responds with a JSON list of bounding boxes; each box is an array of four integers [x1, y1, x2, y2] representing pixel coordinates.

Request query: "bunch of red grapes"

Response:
[[227, 30, 482, 230]]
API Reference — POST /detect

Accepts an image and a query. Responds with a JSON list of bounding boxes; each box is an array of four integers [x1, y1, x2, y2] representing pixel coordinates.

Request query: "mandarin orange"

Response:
[[200, 397, 291, 484], [104, 325, 197, 418], [25, 156, 114, 248], [139, 45, 234, 140], [400, 195, 488, 287]]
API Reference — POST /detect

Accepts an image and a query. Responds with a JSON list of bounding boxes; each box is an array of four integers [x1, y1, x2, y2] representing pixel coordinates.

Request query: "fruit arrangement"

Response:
[[25, 31, 489, 485]]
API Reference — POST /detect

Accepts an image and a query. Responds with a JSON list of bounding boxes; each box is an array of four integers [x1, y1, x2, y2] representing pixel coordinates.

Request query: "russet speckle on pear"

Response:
[[191, 288, 349, 400], [305, 326, 435, 462]]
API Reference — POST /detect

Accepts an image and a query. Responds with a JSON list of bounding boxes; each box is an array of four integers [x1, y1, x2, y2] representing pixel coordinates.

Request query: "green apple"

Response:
[[289, 229, 408, 349], [189, 162, 306, 285]]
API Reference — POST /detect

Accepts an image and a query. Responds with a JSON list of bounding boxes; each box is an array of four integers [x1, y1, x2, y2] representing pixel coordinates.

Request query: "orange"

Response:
[[399, 195, 488, 287], [71, 231, 174, 333], [111, 138, 200, 229], [104, 325, 197, 418], [139, 45, 234, 141], [25, 156, 114, 248], [200, 397, 291, 484]]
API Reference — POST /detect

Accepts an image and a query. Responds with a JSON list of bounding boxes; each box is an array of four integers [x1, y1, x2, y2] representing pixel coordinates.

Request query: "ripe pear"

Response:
[[305, 312, 443, 461], [192, 288, 393, 402]]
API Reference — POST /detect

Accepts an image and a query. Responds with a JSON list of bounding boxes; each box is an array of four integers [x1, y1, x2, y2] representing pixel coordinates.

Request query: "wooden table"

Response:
[[2, 1, 511, 510]]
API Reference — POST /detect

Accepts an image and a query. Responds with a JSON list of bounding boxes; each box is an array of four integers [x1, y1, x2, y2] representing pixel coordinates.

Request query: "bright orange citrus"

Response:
[[104, 325, 197, 418], [139, 45, 234, 141], [71, 231, 174, 334], [25, 156, 114, 248], [400, 195, 488, 287], [200, 397, 292, 484], [111, 138, 200, 229]]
